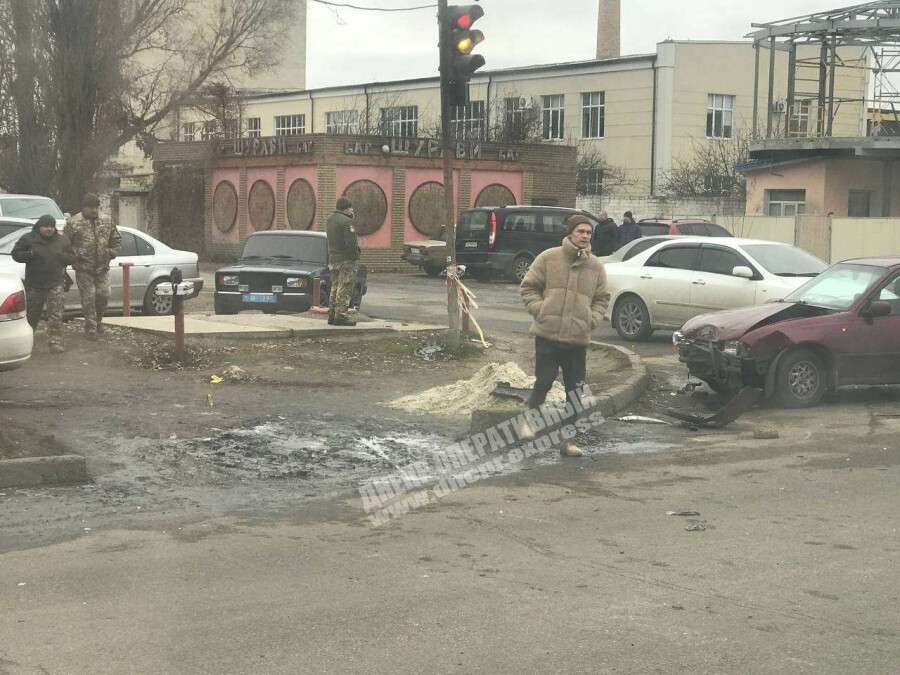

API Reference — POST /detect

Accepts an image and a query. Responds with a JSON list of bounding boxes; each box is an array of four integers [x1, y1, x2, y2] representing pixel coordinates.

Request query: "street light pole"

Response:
[[438, 0, 461, 350]]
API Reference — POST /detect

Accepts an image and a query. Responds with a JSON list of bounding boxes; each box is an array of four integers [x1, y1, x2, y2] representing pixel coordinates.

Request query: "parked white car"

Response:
[[0, 194, 67, 228], [0, 272, 33, 371], [0, 226, 203, 315], [604, 237, 828, 340]]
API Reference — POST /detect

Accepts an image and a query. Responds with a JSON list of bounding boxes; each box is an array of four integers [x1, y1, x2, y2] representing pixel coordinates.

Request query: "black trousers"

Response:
[[528, 336, 587, 409]]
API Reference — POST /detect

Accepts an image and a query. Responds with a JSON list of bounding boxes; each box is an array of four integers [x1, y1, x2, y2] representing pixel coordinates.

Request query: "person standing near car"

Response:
[[520, 214, 609, 457], [616, 211, 642, 249], [64, 193, 121, 340], [11, 215, 74, 354], [592, 211, 618, 257], [326, 197, 360, 327]]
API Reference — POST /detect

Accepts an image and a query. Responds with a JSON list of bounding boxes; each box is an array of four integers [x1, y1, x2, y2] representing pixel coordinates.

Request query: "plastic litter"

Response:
[[667, 511, 701, 517], [617, 415, 671, 425]]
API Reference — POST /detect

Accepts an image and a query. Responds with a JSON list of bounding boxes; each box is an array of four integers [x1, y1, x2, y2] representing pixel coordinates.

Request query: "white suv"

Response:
[[0, 272, 33, 371]]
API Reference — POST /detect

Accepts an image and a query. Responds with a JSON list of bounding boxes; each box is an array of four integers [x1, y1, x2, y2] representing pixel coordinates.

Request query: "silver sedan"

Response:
[[0, 226, 203, 315]]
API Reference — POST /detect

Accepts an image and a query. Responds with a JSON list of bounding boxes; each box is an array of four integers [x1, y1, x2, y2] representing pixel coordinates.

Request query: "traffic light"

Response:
[[442, 4, 486, 107]]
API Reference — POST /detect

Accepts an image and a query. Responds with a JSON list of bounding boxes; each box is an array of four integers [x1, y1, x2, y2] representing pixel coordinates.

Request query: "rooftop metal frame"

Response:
[[748, 1, 900, 139]]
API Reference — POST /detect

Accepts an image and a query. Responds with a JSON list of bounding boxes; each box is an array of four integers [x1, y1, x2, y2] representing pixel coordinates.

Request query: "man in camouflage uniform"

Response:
[[326, 197, 360, 326], [64, 193, 121, 339], [11, 214, 74, 353]]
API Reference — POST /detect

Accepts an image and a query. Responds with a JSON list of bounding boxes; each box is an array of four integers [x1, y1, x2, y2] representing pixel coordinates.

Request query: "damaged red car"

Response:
[[674, 257, 900, 407]]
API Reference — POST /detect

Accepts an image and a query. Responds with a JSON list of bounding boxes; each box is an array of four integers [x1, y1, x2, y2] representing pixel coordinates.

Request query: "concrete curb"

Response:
[[0, 455, 89, 489], [469, 341, 650, 433]]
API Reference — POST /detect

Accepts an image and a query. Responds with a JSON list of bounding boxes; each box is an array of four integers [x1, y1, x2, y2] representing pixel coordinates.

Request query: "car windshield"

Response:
[[0, 197, 64, 220], [741, 244, 826, 277], [241, 235, 327, 264], [783, 263, 885, 310]]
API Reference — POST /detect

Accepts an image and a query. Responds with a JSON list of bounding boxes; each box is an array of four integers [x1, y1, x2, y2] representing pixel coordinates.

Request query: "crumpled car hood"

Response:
[[681, 303, 804, 342]]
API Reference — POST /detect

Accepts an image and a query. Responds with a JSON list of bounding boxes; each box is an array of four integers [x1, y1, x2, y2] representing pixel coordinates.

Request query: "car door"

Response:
[[502, 210, 540, 257], [538, 211, 568, 254], [690, 245, 759, 313], [639, 244, 701, 326], [834, 272, 900, 384], [115, 231, 157, 307], [103, 231, 140, 309]]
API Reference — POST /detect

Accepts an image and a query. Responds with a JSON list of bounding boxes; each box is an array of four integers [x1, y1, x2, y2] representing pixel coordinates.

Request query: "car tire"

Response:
[[143, 278, 173, 315], [774, 348, 828, 408], [214, 297, 239, 315], [613, 295, 653, 341], [511, 255, 533, 283], [423, 262, 443, 278]]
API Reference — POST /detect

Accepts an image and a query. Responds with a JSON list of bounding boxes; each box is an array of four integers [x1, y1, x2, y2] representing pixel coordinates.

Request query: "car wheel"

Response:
[[423, 262, 443, 278], [143, 278, 173, 315], [774, 348, 828, 408], [214, 297, 239, 315], [511, 255, 533, 283], [613, 295, 653, 341]]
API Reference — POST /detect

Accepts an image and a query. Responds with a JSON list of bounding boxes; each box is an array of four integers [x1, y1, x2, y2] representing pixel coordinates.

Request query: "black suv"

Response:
[[455, 206, 600, 282], [214, 231, 367, 315]]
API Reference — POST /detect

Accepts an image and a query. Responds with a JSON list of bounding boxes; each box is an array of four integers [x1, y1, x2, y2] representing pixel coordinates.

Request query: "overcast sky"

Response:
[[304, 0, 843, 88]]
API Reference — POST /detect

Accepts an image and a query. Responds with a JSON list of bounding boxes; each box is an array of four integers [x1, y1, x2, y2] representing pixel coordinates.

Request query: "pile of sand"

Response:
[[387, 362, 564, 416]]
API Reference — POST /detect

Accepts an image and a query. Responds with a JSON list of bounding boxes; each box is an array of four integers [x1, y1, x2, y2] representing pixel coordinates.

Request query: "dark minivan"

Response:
[[456, 206, 600, 282]]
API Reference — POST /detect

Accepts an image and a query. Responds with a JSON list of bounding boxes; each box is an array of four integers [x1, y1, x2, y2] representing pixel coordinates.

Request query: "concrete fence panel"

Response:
[[831, 218, 900, 262], [717, 216, 796, 244]]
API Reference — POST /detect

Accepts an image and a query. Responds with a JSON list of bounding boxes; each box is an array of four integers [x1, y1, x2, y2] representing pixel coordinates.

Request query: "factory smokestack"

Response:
[[597, 0, 621, 60]]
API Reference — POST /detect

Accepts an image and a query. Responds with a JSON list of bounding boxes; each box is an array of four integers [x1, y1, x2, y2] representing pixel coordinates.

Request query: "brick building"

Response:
[[151, 134, 576, 271]]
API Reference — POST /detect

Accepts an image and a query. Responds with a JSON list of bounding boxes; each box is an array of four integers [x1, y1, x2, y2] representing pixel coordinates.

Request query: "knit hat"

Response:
[[565, 214, 593, 235], [36, 214, 56, 228]]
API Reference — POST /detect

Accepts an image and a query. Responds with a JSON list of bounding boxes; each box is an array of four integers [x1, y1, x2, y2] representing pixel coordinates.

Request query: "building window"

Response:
[[706, 94, 734, 139], [577, 169, 603, 196], [380, 106, 418, 137], [581, 91, 605, 139], [200, 120, 218, 141], [766, 189, 806, 216], [326, 110, 361, 135], [246, 117, 261, 138], [848, 190, 872, 217], [182, 122, 196, 142], [450, 100, 485, 140], [274, 114, 305, 136], [542, 94, 565, 140], [789, 100, 811, 136]]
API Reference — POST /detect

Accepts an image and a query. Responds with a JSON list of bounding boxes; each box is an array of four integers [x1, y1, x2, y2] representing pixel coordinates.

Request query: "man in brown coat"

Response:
[[520, 214, 610, 456]]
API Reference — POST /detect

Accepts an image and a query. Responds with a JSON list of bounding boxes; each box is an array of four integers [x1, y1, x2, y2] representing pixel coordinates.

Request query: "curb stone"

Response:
[[469, 341, 650, 434], [0, 455, 89, 489]]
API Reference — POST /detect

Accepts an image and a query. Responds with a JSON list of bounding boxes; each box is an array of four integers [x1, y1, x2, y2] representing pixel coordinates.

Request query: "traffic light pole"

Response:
[[438, 0, 462, 351]]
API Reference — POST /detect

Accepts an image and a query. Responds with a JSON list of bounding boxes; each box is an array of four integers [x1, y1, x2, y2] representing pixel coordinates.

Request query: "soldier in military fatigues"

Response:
[[326, 197, 360, 326], [64, 193, 121, 339], [12, 214, 74, 353]]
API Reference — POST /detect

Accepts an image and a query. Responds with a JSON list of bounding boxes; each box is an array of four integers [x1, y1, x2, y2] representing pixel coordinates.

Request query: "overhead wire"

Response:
[[310, 0, 437, 11]]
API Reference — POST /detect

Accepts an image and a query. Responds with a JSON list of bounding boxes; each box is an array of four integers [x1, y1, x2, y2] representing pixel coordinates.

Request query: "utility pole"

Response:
[[437, 0, 461, 350]]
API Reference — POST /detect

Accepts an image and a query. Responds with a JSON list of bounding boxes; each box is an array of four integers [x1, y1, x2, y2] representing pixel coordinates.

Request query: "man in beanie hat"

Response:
[[64, 193, 121, 340], [326, 196, 360, 326], [519, 213, 609, 457], [12, 215, 74, 353]]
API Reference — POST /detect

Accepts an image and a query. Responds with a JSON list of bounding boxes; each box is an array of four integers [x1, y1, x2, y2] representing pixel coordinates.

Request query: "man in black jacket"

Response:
[[591, 211, 618, 257], [11, 215, 74, 353], [325, 197, 360, 326]]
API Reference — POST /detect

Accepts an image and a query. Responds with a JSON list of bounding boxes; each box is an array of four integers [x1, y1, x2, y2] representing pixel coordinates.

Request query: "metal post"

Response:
[[312, 276, 321, 308], [818, 40, 828, 135], [786, 43, 797, 136], [438, 0, 461, 350], [827, 34, 837, 136], [752, 41, 761, 138], [767, 36, 776, 138], [120, 262, 133, 317], [174, 296, 185, 359]]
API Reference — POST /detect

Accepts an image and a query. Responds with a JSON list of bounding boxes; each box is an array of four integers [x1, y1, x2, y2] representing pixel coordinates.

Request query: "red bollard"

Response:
[[120, 262, 134, 317]]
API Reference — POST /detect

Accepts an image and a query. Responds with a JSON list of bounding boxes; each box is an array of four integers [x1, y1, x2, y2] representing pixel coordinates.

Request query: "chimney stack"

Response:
[[596, 0, 621, 60]]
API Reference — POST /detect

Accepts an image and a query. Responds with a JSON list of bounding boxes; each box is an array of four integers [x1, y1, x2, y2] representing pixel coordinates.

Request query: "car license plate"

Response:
[[465, 241, 479, 248], [243, 293, 276, 304]]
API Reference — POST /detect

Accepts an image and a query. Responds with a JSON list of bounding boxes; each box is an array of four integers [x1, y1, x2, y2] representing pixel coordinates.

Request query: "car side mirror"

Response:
[[732, 266, 754, 279], [861, 300, 892, 318]]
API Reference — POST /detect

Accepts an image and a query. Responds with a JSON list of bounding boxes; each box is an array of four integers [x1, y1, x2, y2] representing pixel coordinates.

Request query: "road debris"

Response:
[[685, 521, 707, 532], [666, 387, 762, 429], [753, 427, 780, 440], [415, 345, 445, 361], [618, 415, 671, 425], [667, 511, 701, 517]]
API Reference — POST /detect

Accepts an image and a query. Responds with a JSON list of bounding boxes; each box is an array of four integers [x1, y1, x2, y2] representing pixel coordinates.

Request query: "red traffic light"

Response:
[[449, 5, 484, 31]]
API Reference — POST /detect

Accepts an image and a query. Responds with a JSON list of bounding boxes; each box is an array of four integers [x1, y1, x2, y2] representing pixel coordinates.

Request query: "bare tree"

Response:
[[575, 143, 633, 199], [1, 0, 296, 210], [662, 133, 751, 199], [182, 81, 246, 140]]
